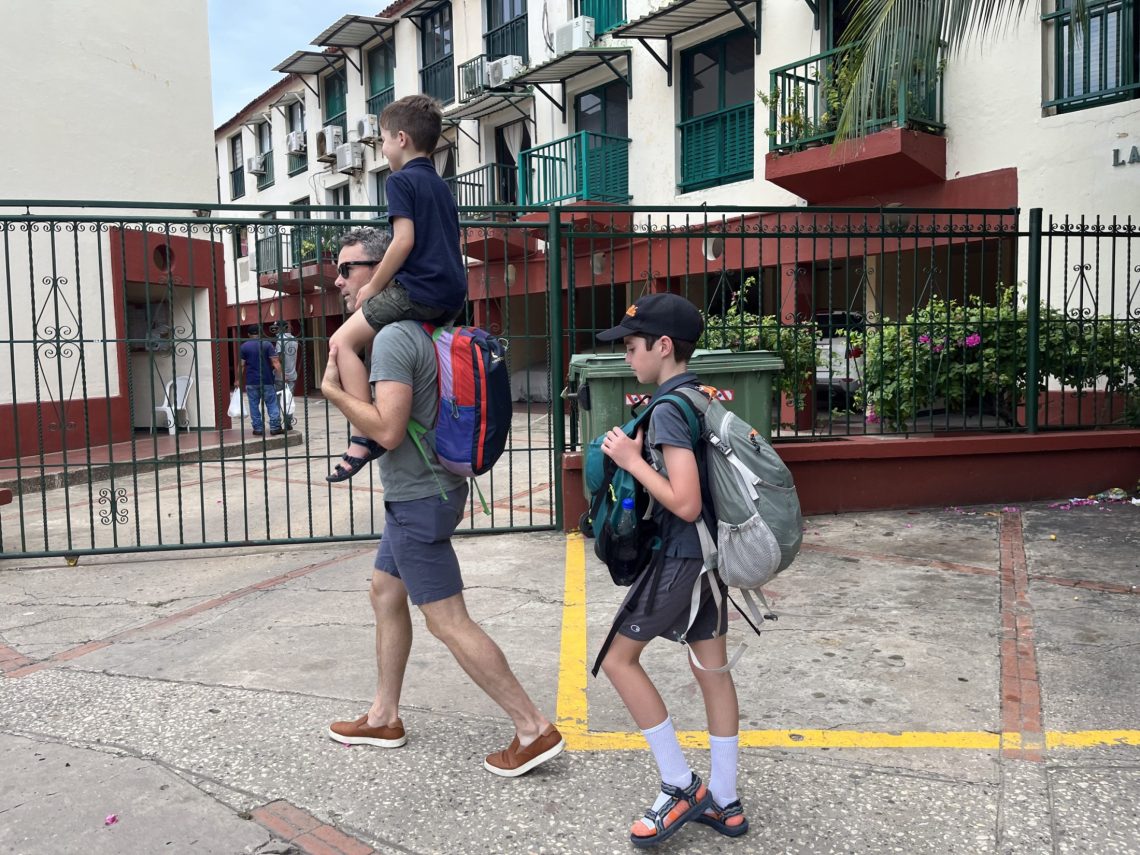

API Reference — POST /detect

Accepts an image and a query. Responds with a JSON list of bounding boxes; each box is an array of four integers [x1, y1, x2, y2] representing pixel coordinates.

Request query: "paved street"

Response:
[[1, 498, 1138, 854]]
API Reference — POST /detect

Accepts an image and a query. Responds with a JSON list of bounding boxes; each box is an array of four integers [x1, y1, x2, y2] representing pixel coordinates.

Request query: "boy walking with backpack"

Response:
[[324, 94, 468, 483], [595, 293, 748, 847]]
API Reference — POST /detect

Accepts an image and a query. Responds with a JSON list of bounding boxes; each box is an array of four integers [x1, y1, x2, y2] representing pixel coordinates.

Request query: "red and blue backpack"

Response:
[[407, 324, 511, 509]]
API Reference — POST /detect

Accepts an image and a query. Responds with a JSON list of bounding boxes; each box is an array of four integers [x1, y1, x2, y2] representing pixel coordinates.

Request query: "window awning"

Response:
[[273, 51, 346, 105], [611, 0, 760, 86], [442, 90, 534, 123], [273, 51, 343, 76], [312, 15, 397, 49], [269, 90, 305, 120], [508, 49, 631, 120], [311, 14, 398, 85]]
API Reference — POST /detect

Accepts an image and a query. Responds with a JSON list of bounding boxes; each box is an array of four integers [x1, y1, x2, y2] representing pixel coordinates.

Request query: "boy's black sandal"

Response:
[[629, 773, 712, 848], [326, 436, 386, 483], [695, 798, 749, 837]]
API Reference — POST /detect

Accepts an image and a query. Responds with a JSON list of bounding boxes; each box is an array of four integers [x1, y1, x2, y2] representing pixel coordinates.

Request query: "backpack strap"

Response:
[[657, 387, 757, 672]]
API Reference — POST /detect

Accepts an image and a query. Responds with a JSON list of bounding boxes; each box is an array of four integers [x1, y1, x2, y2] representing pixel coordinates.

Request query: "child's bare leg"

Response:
[[600, 634, 666, 729], [329, 311, 381, 461]]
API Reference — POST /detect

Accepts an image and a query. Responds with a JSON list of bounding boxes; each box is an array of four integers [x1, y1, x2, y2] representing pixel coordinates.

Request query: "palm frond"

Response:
[[836, 0, 1088, 143]]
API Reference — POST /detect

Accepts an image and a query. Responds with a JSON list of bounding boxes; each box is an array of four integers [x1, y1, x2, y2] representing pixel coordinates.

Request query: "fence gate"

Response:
[[0, 203, 559, 561]]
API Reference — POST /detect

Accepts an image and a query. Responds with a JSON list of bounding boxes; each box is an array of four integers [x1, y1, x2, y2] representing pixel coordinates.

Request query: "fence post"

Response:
[[548, 205, 565, 529], [1025, 208, 1043, 434]]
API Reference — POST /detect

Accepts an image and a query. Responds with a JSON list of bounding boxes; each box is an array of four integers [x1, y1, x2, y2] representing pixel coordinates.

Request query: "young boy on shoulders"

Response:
[[596, 292, 748, 848], [323, 94, 467, 482]]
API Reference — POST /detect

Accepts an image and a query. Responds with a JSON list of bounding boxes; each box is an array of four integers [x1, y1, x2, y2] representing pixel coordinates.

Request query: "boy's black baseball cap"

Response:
[[596, 292, 704, 343]]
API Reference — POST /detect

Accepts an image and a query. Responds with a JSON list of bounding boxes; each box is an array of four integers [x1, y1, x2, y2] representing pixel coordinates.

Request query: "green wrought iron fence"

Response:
[[458, 55, 489, 103], [366, 86, 395, 117], [0, 201, 559, 560], [767, 40, 945, 152], [1043, 0, 1139, 110], [255, 151, 275, 190], [447, 163, 516, 211], [486, 16, 528, 62], [2, 201, 1137, 560], [421, 56, 455, 105], [287, 151, 307, 176], [518, 131, 631, 205]]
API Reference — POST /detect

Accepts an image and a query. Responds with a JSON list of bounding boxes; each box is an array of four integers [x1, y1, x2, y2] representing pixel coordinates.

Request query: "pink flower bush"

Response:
[[964, 333, 982, 348]]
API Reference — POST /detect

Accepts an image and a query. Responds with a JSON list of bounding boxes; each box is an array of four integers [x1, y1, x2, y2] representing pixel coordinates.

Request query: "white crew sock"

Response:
[[641, 717, 692, 789], [708, 734, 740, 808], [639, 717, 694, 832]]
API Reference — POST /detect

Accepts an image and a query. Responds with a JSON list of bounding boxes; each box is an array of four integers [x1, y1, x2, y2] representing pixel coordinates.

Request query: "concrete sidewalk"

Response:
[[1, 499, 1138, 854]]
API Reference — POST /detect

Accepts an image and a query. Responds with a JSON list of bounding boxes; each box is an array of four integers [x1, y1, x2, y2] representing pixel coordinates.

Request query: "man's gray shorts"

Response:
[[375, 484, 469, 606]]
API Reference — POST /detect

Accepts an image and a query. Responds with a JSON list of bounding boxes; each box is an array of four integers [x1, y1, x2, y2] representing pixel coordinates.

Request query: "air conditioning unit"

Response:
[[336, 141, 364, 174], [316, 125, 343, 163], [357, 114, 380, 143], [461, 57, 488, 99], [487, 55, 524, 87], [246, 154, 267, 175], [554, 16, 594, 55], [286, 131, 307, 154]]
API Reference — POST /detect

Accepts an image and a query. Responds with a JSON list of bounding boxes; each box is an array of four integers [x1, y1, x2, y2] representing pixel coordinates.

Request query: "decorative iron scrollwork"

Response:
[[97, 488, 129, 526]]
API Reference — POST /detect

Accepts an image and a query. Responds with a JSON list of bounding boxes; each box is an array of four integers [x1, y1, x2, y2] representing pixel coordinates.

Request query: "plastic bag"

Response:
[[227, 388, 245, 419]]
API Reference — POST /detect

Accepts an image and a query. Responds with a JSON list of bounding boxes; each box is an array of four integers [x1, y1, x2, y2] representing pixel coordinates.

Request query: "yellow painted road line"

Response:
[[555, 533, 589, 737], [556, 535, 1140, 753], [1046, 730, 1140, 748]]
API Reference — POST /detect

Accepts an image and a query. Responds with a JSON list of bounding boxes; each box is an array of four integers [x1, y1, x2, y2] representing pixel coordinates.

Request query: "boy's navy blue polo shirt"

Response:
[[385, 157, 467, 313]]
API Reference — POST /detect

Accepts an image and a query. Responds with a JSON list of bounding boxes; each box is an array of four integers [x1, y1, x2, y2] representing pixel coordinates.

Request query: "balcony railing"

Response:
[[229, 167, 245, 200], [288, 152, 307, 176], [255, 233, 281, 274], [518, 131, 630, 206], [767, 40, 945, 152], [421, 55, 455, 105], [256, 151, 274, 190], [580, 0, 625, 35], [366, 86, 395, 117], [446, 163, 517, 214], [678, 103, 754, 193], [291, 224, 341, 267], [323, 111, 348, 137], [458, 55, 489, 103], [486, 15, 528, 62]]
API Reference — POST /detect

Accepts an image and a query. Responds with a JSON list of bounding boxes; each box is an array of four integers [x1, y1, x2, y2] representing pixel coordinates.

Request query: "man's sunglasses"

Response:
[[337, 260, 379, 279]]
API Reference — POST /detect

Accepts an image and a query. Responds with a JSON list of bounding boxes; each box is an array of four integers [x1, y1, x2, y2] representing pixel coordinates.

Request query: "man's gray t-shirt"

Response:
[[277, 333, 299, 382], [369, 320, 466, 502]]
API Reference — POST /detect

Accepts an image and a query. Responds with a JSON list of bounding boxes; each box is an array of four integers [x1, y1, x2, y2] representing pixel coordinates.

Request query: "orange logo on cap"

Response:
[[624, 304, 638, 317]]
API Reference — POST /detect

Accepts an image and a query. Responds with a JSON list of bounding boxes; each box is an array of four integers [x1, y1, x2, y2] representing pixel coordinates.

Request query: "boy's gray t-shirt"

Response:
[[369, 320, 466, 502]]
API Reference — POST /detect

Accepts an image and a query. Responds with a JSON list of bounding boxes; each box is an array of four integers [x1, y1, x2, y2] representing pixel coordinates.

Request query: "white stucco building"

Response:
[[0, 1, 219, 459], [213, 0, 1139, 400]]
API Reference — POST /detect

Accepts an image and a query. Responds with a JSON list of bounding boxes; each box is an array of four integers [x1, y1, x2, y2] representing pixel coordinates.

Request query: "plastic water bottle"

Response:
[[615, 497, 637, 536]]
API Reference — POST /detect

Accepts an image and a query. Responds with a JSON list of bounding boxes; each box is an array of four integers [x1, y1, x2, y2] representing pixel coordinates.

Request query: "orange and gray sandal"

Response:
[[629, 773, 712, 848], [695, 799, 750, 837]]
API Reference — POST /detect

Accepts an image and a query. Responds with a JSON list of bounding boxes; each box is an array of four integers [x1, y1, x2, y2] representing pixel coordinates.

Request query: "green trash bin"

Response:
[[568, 349, 784, 498]]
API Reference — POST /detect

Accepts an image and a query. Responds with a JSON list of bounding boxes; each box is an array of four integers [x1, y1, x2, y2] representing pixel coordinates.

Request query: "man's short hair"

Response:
[[379, 94, 443, 154], [246, 324, 261, 337], [339, 226, 391, 262]]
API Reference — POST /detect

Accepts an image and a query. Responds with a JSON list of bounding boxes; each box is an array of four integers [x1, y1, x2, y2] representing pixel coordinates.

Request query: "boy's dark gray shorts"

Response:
[[375, 484, 469, 606], [615, 556, 727, 643], [361, 282, 459, 332]]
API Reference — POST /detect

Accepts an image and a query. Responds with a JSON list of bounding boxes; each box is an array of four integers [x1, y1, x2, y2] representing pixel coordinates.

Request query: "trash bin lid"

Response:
[[689, 349, 784, 372], [568, 349, 783, 379]]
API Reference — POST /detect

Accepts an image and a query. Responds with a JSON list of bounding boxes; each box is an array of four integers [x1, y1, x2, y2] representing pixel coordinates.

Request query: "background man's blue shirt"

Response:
[[239, 340, 276, 385]]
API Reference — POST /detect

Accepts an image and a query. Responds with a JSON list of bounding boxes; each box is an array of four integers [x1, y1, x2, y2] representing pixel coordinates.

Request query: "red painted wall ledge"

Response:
[[780, 430, 1140, 515]]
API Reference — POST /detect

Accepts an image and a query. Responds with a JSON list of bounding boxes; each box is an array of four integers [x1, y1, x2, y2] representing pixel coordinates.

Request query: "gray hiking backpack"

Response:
[[651, 385, 804, 670]]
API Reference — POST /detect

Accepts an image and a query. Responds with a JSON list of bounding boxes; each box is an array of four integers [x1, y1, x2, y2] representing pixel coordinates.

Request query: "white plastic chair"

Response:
[[154, 375, 194, 435]]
